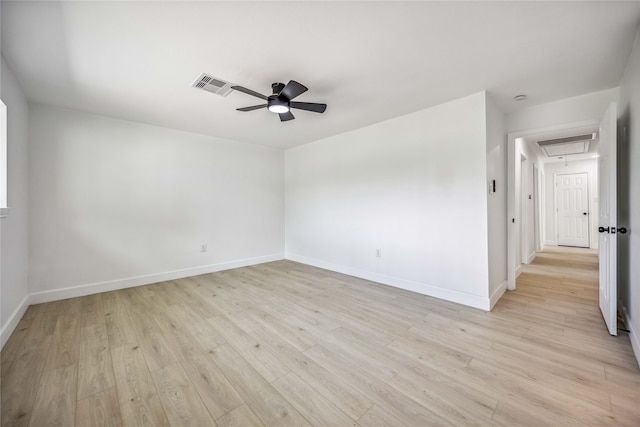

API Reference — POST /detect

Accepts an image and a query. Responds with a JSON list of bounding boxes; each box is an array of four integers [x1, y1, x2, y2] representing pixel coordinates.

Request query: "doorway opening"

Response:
[[507, 103, 618, 335], [507, 120, 600, 289]]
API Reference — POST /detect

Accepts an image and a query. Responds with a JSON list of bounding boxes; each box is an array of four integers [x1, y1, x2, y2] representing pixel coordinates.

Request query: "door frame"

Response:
[[507, 120, 599, 290], [520, 153, 529, 265], [533, 163, 542, 253]]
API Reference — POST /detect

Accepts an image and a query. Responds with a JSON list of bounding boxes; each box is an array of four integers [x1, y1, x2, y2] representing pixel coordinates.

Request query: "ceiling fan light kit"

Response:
[[232, 80, 327, 122], [267, 97, 290, 113]]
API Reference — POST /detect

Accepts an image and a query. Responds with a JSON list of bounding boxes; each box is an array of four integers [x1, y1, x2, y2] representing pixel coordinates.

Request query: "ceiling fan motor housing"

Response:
[[272, 82, 286, 94]]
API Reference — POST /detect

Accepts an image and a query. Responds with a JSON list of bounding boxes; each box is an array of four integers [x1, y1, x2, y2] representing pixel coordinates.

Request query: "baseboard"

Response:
[[286, 253, 491, 311], [515, 264, 522, 278], [622, 304, 640, 369], [29, 253, 284, 305], [1, 294, 31, 349], [544, 240, 556, 246], [490, 280, 508, 310], [526, 251, 537, 264]]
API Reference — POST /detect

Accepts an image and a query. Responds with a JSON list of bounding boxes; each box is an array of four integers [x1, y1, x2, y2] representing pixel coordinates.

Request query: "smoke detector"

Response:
[[191, 73, 234, 97]]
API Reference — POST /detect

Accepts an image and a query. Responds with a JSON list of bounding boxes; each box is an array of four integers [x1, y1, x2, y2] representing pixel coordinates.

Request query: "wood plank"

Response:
[[205, 315, 290, 383], [103, 293, 137, 348], [465, 358, 617, 425], [216, 404, 264, 427], [207, 344, 312, 427], [1, 335, 51, 427], [28, 363, 78, 427], [305, 344, 451, 426], [125, 298, 179, 372], [272, 371, 358, 426], [168, 304, 226, 351], [249, 324, 373, 420], [1, 315, 33, 374], [111, 344, 170, 427], [77, 323, 116, 400], [75, 387, 123, 427], [151, 363, 216, 427], [44, 313, 81, 370], [152, 308, 244, 420], [358, 404, 411, 427], [388, 370, 496, 425], [80, 293, 106, 329], [22, 301, 62, 342]]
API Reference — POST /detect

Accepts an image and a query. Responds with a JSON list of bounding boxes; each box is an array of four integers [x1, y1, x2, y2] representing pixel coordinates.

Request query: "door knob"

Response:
[[583, 212, 588, 215], [599, 226, 610, 233], [619, 227, 628, 234]]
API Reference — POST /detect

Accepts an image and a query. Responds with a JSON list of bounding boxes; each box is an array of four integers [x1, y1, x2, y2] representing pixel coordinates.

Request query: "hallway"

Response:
[[492, 245, 639, 423]]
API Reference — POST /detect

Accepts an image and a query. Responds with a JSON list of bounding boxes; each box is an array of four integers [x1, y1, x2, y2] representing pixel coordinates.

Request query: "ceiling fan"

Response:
[[232, 80, 327, 122]]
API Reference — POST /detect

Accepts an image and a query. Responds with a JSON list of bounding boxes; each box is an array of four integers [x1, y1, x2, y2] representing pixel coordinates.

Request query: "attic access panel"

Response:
[[537, 133, 596, 157]]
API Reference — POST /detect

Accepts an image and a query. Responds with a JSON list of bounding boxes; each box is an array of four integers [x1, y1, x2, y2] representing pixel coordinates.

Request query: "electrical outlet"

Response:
[[201, 244, 207, 253], [376, 249, 382, 258]]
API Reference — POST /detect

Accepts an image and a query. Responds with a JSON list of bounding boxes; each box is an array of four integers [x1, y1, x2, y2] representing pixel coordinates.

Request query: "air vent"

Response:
[[537, 133, 596, 157], [191, 73, 233, 97]]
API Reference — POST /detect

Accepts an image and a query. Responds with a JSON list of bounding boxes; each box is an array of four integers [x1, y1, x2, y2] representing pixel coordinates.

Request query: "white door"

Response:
[[598, 102, 617, 336], [556, 173, 590, 248]]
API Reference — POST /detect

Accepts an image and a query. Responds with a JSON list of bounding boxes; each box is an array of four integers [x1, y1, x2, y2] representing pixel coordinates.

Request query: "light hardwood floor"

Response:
[[2, 247, 639, 426]]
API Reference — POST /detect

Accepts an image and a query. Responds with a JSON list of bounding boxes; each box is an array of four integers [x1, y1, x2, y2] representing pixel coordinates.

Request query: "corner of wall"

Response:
[[622, 304, 640, 368], [485, 91, 508, 302], [0, 294, 30, 349], [1, 56, 31, 350], [490, 280, 507, 310]]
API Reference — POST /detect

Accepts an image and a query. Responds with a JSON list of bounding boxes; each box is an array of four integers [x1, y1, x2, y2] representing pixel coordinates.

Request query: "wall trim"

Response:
[[544, 240, 556, 246], [490, 280, 508, 310], [622, 304, 640, 368], [515, 264, 522, 278], [1, 253, 283, 350], [286, 253, 491, 311], [526, 251, 537, 265], [1, 294, 31, 349], [29, 253, 284, 305]]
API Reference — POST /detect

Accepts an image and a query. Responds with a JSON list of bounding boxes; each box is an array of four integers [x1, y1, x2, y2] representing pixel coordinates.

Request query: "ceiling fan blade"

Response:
[[231, 85, 268, 100], [280, 80, 308, 100], [237, 104, 267, 112], [279, 111, 295, 122], [290, 102, 327, 113]]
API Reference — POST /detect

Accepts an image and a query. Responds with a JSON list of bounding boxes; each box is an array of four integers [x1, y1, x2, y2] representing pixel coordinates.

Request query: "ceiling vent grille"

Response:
[[536, 133, 596, 157], [191, 73, 233, 97]]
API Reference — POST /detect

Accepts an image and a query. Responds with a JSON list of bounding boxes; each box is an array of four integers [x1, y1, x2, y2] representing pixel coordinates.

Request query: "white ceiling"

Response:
[[2, 1, 639, 149]]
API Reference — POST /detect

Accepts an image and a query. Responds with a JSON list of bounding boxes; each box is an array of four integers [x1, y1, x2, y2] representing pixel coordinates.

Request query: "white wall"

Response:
[[506, 88, 619, 133], [619, 26, 640, 367], [543, 159, 598, 249], [286, 92, 493, 309], [28, 104, 284, 300], [0, 56, 30, 346], [486, 94, 507, 305]]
